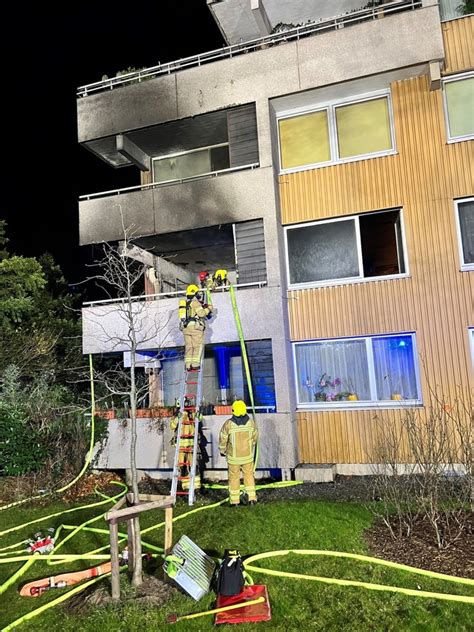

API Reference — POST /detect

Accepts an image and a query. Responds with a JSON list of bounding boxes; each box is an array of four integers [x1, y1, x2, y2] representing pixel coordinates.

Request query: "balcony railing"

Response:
[[83, 281, 267, 307], [79, 162, 259, 201], [77, 0, 423, 97]]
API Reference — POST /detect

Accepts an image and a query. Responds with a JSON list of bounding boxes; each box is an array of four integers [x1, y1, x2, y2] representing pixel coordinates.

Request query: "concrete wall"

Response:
[[93, 412, 297, 471]]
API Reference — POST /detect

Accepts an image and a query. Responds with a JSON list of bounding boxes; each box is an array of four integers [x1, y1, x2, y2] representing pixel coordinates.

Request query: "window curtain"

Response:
[[372, 335, 418, 400], [335, 97, 392, 159], [445, 78, 474, 139], [295, 339, 370, 403], [279, 110, 330, 169]]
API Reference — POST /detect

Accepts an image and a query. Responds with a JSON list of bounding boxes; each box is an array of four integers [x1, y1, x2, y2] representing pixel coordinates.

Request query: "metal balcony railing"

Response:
[[79, 162, 260, 201], [77, 0, 424, 97]]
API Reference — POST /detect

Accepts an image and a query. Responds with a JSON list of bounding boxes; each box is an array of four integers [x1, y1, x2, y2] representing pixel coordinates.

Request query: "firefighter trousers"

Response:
[[183, 324, 205, 370], [228, 461, 256, 505]]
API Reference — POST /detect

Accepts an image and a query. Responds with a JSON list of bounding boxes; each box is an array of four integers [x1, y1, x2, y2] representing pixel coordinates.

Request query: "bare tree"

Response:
[[85, 218, 172, 587]]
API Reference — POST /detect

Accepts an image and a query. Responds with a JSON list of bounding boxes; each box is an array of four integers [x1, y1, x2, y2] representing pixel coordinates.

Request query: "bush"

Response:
[[0, 401, 49, 475]]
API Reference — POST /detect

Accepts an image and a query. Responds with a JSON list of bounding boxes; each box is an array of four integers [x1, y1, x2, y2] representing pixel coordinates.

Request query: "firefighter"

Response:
[[213, 269, 230, 288], [198, 271, 214, 290], [180, 284, 213, 370], [218, 400, 258, 506]]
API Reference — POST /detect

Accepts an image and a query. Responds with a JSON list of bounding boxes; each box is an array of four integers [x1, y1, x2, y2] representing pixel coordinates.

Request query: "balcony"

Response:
[[82, 285, 277, 355], [79, 164, 274, 245]]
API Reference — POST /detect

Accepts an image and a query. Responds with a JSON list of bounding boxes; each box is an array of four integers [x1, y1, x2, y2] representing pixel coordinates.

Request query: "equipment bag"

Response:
[[216, 549, 245, 596]]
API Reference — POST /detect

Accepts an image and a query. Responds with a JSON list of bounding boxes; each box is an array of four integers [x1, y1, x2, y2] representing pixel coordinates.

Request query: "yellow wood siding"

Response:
[[442, 16, 474, 75], [279, 74, 474, 463]]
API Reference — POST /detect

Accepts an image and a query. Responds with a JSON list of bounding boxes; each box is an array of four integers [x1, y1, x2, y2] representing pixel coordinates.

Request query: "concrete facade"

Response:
[[78, 2, 446, 474]]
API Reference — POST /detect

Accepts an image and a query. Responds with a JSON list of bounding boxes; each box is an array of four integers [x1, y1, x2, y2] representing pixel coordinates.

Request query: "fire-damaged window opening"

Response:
[[134, 218, 267, 294]]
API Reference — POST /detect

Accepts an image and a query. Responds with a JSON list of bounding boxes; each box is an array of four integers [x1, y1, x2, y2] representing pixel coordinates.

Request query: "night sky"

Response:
[[1, 1, 223, 293]]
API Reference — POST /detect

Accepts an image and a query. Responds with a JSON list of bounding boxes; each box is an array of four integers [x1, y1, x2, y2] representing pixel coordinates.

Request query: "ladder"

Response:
[[170, 355, 204, 506]]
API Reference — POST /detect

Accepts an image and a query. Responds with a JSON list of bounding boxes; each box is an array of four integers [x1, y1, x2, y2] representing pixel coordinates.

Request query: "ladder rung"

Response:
[[180, 434, 195, 439], [179, 448, 194, 453], [178, 462, 189, 466], [176, 491, 189, 495], [186, 381, 198, 385], [184, 406, 196, 410], [178, 476, 190, 480]]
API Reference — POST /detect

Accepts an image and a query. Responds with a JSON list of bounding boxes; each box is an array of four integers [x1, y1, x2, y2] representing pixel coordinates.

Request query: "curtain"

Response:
[[336, 97, 392, 159], [372, 335, 418, 400], [295, 339, 370, 403], [279, 110, 330, 169]]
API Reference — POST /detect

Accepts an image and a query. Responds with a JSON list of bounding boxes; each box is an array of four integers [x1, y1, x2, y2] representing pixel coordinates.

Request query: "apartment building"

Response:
[[78, 0, 473, 478]]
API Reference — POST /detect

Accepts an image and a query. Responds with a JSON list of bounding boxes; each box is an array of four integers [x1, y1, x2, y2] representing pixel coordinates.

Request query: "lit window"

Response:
[[293, 333, 421, 408], [455, 198, 474, 270], [279, 110, 330, 169], [335, 98, 392, 159], [443, 74, 474, 142], [278, 92, 395, 171], [285, 209, 406, 288]]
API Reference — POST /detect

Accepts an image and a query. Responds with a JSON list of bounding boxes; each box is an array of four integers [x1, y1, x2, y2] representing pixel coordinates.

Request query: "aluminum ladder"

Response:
[[170, 354, 204, 506]]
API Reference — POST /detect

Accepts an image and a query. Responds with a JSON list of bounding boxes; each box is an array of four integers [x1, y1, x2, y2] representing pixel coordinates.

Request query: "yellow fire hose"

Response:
[[166, 596, 265, 624]]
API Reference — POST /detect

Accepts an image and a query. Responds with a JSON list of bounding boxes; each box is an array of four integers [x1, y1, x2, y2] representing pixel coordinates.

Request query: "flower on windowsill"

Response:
[[313, 373, 346, 402]]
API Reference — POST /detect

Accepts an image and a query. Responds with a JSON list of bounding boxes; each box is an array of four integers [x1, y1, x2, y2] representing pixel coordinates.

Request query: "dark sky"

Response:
[[1, 1, 223, 292]]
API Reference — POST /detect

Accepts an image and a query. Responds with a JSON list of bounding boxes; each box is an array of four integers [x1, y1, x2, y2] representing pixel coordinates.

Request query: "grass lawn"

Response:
[[0, 491, 472, 631]]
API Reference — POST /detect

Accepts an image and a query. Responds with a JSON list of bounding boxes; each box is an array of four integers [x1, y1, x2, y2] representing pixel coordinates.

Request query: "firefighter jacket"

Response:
[[184, 297, 212, 330], [218, 414, 258, 465]]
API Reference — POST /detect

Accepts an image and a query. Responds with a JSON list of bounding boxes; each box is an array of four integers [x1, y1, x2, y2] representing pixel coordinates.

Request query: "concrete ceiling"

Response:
[[208, 0, 368, 45]]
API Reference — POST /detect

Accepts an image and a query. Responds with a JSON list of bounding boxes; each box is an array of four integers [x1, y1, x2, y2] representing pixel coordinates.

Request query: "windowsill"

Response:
[[447, 136, 474, 144], [279, 149, 397, 176], [288, 273, 410, 292], [460, 264, 474, 272], [297, 400, 423, 412]]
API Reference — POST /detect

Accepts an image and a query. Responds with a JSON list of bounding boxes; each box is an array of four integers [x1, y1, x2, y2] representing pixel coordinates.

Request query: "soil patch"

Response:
[[364, 513, 474, 578], [67, 575, 177, 614]]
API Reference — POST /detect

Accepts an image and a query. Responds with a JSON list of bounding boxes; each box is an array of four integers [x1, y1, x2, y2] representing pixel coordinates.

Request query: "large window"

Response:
[[285, 209, 407, 288], [455, 198, 474, 270], [293, 333, 421, 409], [153, 144, 230, 184], [443, 74, 474, 142], [278, 92, 395, 172]]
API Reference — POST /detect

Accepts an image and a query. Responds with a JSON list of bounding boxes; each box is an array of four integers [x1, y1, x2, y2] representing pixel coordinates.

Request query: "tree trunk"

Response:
[[129, 344, 143, 587]]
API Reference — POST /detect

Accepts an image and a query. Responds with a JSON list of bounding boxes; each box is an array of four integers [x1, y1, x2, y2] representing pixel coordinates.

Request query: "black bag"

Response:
[[216, 549, 245, 596]]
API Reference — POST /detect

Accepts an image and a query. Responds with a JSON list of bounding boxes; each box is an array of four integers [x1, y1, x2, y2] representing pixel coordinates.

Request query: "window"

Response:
[[455, 198, 474, 270], [285, 209, 407, 288], [153, 144, 230, 183], [443, 74, 474, 142], [293, 333, 421, 409], [278, 92, 395, 171], [469, 329, 474, 366]]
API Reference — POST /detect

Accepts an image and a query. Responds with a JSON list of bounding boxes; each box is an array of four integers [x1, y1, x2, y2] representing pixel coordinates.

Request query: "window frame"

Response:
[[152, 142, 230, 183], [284, 208, 409, 290], [442, 72, 474, 144], [292, 332, 422, 411], [469, 328, 474, 367], [277, 89, 397, 174], [454, 197, 474, 271]]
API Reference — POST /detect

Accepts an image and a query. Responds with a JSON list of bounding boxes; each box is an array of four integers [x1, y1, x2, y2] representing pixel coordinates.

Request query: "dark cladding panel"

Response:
[[227, 104, 259, 168]]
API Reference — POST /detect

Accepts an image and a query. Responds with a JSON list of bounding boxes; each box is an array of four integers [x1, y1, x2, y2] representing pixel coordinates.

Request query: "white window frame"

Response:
[[454, 197, 474, 271], [292, 332, 422, 411], [152, 142, 230, 183], [284, 208, 409, 290], [442, 72, 474, 144], [277, 89, 397, 174]]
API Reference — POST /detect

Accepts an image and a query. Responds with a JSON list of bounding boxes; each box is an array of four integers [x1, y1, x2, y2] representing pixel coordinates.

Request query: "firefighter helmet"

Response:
[[214, 269, 228, 281], [198, 271, 209, 282], [186, 284, 200, 297], [232, 400, 247, 417]]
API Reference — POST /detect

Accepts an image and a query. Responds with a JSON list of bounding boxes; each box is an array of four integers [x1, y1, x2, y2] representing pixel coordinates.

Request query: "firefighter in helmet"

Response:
[[170, 410, 209, 492], [213, 269, 230, 288], [179, 284, 213, 371], [218, 400, 258, 506], [198, 271, 214, 290]]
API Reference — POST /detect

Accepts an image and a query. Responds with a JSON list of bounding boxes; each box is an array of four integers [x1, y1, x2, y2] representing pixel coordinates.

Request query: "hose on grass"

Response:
[[244, 549, 474, 605], [0, 354, 97, 513]]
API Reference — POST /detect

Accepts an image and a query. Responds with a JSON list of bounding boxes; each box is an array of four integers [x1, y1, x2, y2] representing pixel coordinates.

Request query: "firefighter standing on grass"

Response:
[[219, 400, 258, 506], [179, 284, 213, 370]]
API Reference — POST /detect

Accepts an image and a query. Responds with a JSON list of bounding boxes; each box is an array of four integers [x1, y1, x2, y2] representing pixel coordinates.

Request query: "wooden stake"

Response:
[[109, 520, 120, 600]]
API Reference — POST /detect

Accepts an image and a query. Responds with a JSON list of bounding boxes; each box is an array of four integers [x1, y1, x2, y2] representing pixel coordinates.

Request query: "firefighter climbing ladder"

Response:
[[170, 356, 204, 506]]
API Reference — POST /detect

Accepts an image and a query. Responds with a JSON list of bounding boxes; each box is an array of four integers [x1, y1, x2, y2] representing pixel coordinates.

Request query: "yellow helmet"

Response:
[[186, 284, 199, 297], [214, 269, 227, 280], [232, 400, 247, 417]]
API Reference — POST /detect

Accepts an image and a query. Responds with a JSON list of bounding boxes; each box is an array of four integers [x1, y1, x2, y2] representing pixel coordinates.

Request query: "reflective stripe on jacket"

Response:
[[218, 416, 258, 465]]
